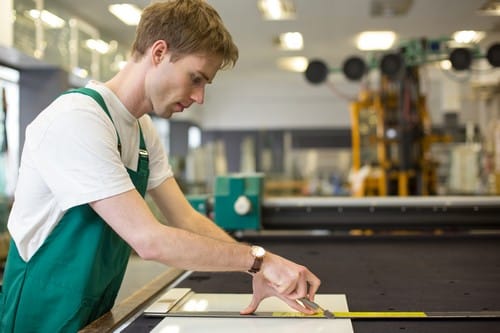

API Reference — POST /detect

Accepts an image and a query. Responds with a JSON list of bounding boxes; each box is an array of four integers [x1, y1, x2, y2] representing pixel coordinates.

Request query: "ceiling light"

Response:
[[27, 9, 65, 28], [85, 39, 111, 54], [275, 32, 303, 50], [477, 0, 500, 15], [109, 4, 142, 26], [356, 31, 396, 51], [452, 30, 485, 44], [257, 0, 296, 20], [276, 56, 308, 72]]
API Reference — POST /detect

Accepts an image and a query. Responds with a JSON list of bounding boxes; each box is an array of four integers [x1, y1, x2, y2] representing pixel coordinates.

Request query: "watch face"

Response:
[[252, 246, 265, 257]]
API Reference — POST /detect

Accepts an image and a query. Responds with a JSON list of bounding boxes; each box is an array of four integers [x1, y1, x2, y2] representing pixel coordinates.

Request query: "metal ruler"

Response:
[[143, 289, 500, 320], [159, 310, 500, 320]]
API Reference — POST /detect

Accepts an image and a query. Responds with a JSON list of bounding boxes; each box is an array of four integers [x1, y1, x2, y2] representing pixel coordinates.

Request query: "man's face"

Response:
[[147, 52, 223, 118]]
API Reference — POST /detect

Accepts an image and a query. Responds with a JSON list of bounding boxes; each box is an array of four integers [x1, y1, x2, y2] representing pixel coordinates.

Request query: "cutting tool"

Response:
[[298, 297, 335, 318]]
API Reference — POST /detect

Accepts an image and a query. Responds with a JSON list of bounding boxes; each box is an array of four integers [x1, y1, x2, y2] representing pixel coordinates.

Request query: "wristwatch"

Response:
[[248, 245, 266, 273]]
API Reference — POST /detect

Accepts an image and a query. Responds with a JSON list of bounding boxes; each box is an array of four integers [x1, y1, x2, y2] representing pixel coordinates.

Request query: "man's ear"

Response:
[[150, 40, 169, 65]]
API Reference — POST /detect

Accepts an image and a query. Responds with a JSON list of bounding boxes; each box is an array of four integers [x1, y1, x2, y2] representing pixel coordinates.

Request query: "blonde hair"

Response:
[[131, 0, 238, 69]]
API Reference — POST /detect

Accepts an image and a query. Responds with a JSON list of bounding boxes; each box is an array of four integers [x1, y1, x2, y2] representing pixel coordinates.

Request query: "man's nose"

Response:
[[191, 86, 205, 104]]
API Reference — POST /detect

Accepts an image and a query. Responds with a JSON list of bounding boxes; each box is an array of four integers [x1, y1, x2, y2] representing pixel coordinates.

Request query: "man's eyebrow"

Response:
[[198, 71, 212, 84]]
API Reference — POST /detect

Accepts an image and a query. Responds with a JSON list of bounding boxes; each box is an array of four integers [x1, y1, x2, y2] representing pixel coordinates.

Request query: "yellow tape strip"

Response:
[[334, 311, 428, 318], [271, 311, 428, 318], [272, 312, 325, 318]]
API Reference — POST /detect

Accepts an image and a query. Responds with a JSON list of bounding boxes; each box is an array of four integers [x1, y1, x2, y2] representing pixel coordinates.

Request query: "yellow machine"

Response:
[[305, 38, 499, 197], [349, 70, 450, 197]]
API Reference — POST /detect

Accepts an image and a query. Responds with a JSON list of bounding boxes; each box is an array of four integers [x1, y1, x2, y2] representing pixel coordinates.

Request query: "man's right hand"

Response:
[[240, 252, 321, 314]]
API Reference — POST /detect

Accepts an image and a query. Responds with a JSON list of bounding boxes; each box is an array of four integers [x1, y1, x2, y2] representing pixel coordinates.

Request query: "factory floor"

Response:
[[115, 254, 171, 305]]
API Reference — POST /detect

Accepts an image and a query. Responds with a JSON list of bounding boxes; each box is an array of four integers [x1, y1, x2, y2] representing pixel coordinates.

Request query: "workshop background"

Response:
[[1, 0, 500, 323], [1, 0, 500, 198]]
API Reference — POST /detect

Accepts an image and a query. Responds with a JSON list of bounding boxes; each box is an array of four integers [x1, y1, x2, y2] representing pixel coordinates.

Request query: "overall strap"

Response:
[[63, 87, 122, 153], [63, 87, 148, 168]]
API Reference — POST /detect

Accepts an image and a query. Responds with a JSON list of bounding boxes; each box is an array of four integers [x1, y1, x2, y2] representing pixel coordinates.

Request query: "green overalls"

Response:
[[0, 88, 150, 332]]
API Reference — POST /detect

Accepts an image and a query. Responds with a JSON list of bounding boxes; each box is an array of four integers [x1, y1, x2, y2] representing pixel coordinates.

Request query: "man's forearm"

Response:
[[184, 210, 236, 243], [144, 223, 251, 271]]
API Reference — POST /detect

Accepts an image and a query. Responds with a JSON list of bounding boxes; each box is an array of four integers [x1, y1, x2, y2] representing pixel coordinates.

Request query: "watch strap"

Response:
[[248, 256, 263, 274]]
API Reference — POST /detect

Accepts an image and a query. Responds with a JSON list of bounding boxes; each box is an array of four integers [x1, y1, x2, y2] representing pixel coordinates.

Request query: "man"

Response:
[[0, 0, 321, 331]]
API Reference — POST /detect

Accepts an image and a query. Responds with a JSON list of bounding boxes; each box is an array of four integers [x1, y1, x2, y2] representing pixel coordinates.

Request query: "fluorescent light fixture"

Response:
[[257, 0, 296, 20], [276, 56, 308, 72], [85, 39, 111, 54], [28, 9, 65, 28], [276, 32, 303, 50], [109, 4, 142, 26], [356, 31, 396, 51], [452, 30, 485, 44]]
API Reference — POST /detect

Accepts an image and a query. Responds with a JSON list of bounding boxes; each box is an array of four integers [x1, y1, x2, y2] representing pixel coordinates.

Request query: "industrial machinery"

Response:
[[184, 40, 500, 228], [305, 39, 500, 84], [212, 173, 264, 230], [188, 173, 500, 233], [348, 71, 451, 196], [305, 38, 499, 196]]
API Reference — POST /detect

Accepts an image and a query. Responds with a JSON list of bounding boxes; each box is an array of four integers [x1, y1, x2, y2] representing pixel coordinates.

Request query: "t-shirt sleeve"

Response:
[[27, 98, 135, 210]]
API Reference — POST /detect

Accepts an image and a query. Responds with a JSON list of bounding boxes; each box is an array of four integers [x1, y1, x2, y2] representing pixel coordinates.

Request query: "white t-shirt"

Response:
[[8, 81, 173, 261]]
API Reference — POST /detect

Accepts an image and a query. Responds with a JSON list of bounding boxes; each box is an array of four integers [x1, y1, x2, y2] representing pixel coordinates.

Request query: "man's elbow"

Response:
[[131, 234, 161, 261]]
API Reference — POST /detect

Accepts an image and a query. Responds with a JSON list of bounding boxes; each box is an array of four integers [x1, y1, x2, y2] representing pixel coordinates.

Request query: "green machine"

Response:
[[187, 173, 264, 231], [185, 194, 210, 216], [213, 173, 264, 231]]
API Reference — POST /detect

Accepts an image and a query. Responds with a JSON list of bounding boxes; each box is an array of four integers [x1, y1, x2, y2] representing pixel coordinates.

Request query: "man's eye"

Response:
[[192, 75, 203, 85]]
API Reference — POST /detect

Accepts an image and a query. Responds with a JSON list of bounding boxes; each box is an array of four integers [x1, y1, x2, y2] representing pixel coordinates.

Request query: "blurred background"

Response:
[[1, 0, 500, 259]]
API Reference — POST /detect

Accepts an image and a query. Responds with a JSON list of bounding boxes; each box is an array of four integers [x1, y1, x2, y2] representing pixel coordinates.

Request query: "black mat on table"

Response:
[[124, 234, 500, 333]]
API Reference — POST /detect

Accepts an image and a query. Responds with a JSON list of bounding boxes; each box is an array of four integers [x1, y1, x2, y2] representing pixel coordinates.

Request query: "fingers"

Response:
[[240, 297, 259, 315], [242, 270, 321, 316], [271, 279, 296, 296], [284, 273, 307, 299], [305, 273, 321, 300], [281, 296, 316, 314], [242, 285, 315, 315], [241, 273, 272, 315], [259, 253, 322, 310], [278, 269, 322, 301]]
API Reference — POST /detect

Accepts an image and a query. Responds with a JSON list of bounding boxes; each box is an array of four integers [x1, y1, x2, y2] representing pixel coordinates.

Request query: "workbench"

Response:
[[82, 231, 500, 333]]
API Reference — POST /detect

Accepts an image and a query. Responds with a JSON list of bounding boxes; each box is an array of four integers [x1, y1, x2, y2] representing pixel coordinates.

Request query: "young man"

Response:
[[0, 0, 321, 331]]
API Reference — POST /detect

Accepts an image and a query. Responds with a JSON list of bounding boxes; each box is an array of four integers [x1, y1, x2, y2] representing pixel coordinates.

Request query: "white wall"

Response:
[[186, 64, 500, 131], [197, 69, 355, 130]]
